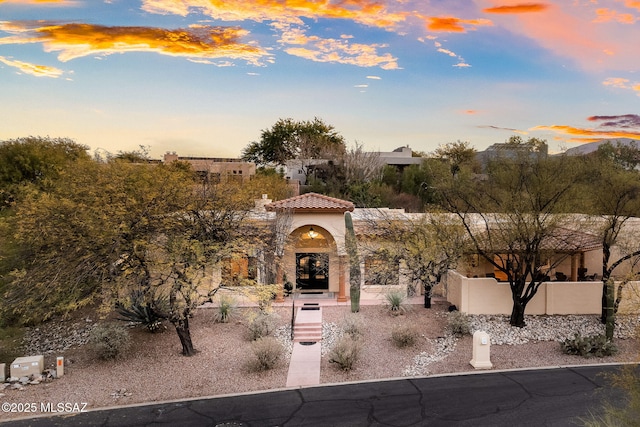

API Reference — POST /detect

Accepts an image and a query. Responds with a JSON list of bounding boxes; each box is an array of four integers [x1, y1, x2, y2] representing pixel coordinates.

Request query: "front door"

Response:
[[296, 253, 329, 290]]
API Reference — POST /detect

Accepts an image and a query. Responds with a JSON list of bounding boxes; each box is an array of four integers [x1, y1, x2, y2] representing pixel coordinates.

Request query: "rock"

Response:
[[111, 388, 132, 399], [11, 383, 24, 390]]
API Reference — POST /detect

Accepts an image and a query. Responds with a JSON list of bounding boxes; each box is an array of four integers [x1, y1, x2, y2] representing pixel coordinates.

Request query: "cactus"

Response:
[[345, 212, 361, 313]]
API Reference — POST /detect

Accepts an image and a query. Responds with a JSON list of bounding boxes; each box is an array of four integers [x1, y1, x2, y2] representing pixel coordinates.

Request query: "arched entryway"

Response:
[[287, 225, 336, 293]]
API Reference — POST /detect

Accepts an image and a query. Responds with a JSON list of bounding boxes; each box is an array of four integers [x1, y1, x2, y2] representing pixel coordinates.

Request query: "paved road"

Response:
[[3, 365, 635, 426]]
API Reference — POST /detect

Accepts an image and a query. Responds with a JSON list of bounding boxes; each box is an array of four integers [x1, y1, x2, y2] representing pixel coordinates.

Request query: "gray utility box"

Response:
[[11, 355, 44, 378]]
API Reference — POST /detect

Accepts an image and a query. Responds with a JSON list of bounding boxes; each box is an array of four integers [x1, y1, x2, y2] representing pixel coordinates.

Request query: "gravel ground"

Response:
[[1, 302, 639, 421]]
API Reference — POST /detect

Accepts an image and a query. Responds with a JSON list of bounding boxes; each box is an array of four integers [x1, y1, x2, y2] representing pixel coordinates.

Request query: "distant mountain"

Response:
[[563, 138, 640, 156]]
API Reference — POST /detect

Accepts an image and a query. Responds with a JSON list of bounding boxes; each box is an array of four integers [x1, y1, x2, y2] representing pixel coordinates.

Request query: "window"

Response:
[[365, 252, 398, 286], [222, 255, 257, 285]]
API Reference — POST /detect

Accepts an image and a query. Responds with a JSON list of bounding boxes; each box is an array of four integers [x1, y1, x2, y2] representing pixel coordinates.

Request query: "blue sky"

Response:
[[0, 0, 639, 159]]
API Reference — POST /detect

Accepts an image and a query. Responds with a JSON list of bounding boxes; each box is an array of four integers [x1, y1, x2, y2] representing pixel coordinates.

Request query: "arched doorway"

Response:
[[296, 253, 329, 290], [288, 225, 336, 293]]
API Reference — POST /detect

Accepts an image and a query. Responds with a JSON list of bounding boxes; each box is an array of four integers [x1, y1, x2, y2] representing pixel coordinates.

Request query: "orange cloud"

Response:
[[426, 16, 493, 32], [483, 3, 549, 14], [533, 125, 640, 139], [0, 0, 72, 3], [625, 0, 640, 12], [0, 22, 268, 64], [476, 1, 639, 72], [0, 55, 63, 77], [603, 77, 640, 95], [141, 0, 407, 29], [593, 8, 636, 24]]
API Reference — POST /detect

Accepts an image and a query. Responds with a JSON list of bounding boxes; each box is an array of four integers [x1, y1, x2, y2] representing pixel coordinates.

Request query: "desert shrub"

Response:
[[213, 294, 237, 323], [391, 324, 420, 348], [341, 313, 365, 339], [385, 290, 408, 315], [447, 311, 471, 336], [115, 290, 167, 333], [329, 335, 362, 371], [580, 365, 640, 426], [560, 333, 618, 358], [90, 323, 131, 360], [248, 337, 283, 371], [247, 311, 279, 341]]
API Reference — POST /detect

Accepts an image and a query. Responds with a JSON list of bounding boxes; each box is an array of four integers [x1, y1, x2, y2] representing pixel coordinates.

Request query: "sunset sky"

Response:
[[1, 0, 639, 159]]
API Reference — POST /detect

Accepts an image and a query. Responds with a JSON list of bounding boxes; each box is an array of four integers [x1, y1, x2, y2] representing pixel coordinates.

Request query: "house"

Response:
[[281, 146, 424, 185], [211, 192, 640, 316], [163, 152, 256, 182]]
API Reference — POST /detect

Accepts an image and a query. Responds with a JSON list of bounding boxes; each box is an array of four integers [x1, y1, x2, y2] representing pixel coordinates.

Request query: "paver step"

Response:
[[293, 321, 322, 342], [293, 325, 322, 332]]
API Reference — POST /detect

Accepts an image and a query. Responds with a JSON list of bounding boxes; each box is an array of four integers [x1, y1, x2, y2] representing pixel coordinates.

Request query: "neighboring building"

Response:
[[281, 146, 423, 184], [476, 141, 548, 167], [163, 152, 256, 182], [378, 146, 423, 167]]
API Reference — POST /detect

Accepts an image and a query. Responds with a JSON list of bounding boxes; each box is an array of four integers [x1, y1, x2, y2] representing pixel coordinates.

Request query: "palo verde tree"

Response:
[[3, 159, 198, 324], [109, 172, 253, 356], [0, 136, 90, 210], [438, 138, 585, 327], [4, 154, 250, 356], [584, 141, 640, 340], [357, 208, 466, 308]]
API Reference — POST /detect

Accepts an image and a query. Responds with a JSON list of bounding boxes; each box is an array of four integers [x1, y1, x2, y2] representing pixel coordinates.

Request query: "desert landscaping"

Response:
[[1, 299, 638, 421]]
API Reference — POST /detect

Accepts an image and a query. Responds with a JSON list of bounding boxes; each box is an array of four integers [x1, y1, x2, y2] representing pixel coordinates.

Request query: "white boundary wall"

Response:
[[445, 270, 640, 315]]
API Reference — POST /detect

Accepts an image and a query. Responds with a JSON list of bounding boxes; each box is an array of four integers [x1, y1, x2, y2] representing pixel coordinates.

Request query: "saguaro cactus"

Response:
[[345, 212, 361, 312]]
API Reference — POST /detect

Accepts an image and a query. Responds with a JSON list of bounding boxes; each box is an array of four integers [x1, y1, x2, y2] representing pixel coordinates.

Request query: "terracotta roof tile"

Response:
[[265, 193, 354, 213]]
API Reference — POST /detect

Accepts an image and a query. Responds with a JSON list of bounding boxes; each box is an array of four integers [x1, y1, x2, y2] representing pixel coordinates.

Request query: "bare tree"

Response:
[[438, 144, 585, 326]]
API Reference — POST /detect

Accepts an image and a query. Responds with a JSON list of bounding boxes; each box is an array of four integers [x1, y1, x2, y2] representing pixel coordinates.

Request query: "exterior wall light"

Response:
[[307, 227, 319, 240]]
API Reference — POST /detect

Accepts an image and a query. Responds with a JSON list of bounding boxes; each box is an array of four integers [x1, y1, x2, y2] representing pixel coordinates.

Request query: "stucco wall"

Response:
[[446, 270, 615, 315]]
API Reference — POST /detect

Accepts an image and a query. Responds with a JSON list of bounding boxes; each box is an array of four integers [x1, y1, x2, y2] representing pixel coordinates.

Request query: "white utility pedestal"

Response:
[[470, 330, 493, 369], [56, 356, 64, 377]]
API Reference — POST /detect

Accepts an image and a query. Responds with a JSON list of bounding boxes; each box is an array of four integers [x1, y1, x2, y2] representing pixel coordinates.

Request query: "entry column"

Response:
[[337, 255, 348, 302]]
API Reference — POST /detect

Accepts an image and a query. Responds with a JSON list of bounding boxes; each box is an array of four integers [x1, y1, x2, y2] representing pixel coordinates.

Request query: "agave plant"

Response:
[[213, 294, 237, 323], [385, 290, 408, 315], [116, 291, 168, 333]]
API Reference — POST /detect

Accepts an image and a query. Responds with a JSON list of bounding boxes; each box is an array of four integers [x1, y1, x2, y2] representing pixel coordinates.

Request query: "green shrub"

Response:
[[115, 290, 167, 333], [341, 313, 364, 339], [213, 294, 237, 324], [90, 323, 131, 360], [447, 311, 471, 336], [247, 311, 279, 341], [385, 290, 408, 315], [560, 333, 618, 358], [249, 337, 283, 371], [329, 335, 361, 371], [391, 324, 420, 348]]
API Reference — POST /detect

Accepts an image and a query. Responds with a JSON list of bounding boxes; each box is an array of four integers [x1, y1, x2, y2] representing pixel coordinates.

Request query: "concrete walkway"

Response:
[[286, 303, 323, 387], [286, 342, 321, 387]]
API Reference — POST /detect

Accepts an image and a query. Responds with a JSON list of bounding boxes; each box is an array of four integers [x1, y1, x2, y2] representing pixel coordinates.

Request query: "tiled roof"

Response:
[[265, 193, 354, 213]]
